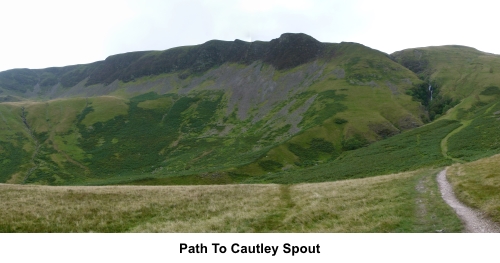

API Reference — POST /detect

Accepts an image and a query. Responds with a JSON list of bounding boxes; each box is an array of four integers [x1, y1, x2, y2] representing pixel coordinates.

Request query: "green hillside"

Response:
[[392, 45, 500, 119], [1, 34, 500, 187], [0, 34, 429, 185]]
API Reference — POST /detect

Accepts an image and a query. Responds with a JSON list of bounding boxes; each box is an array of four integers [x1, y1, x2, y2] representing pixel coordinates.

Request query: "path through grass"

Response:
[[440, 120, 471, 163], [447, 154, 500, 225], [0, 168, 462, 232]]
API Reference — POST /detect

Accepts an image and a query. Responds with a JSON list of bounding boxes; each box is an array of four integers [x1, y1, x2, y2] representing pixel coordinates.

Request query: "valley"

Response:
[[1, 33, 500, 232]]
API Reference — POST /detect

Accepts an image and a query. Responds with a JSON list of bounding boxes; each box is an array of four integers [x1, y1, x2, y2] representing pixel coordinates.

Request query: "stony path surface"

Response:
[[437, 169, 500, 233]]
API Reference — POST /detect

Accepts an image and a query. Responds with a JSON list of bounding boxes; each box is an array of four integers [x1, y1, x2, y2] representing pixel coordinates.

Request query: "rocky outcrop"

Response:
[[0, 33, 330, 93]]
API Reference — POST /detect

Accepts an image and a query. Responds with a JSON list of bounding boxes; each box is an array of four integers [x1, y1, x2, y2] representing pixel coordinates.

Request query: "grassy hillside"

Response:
[[0, 168, 462, 232], [2, 36, 500, 233], [392, 45, 500, 119], [0, 39, 429, 185], [447, 154, 500, 225], [242, 119, 460, 184], [127, 93, 500, 186], [2, 35, 500, 188]]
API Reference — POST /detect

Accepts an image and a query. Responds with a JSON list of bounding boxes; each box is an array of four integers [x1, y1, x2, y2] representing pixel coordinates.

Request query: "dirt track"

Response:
[[437, 169, 500, 233]]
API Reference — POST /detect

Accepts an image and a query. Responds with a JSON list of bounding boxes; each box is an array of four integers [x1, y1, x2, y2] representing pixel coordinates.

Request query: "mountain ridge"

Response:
[[0, 33, 333, 95], [1, 35, 496, 94]]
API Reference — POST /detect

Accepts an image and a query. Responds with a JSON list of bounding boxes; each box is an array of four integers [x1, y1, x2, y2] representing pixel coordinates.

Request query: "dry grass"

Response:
[[286, 168, 461, 232], [0, 168, 462, 233], [0, 184, 280, 233], [286, 172, 416, 232], [447, 154, 500, 223]]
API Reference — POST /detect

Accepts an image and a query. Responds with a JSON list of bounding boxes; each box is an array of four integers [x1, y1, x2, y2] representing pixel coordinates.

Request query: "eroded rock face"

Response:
[[264, 33, 325, 70], [1, 33, 328, 97]]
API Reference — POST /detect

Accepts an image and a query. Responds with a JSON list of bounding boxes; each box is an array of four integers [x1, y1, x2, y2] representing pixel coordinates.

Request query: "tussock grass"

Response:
[[447, 154, 500, 224], [285, 169, 461, 232], [0, 168, 461, 232]]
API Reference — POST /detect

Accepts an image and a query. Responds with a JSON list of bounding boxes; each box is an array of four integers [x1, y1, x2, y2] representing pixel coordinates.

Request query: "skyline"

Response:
[[1, 0, 498, 72]]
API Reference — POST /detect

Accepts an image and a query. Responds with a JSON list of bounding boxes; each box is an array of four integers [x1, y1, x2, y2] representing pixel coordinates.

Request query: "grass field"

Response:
[[447, 154, 500, 224], [0, 168, 462, 232]]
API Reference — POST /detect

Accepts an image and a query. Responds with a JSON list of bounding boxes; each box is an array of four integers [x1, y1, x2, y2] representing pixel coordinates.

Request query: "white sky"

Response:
[[0, 0, 498, 72]]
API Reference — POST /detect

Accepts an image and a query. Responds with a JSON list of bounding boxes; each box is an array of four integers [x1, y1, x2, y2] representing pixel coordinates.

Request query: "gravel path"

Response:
[[437, 169, 500, 233]]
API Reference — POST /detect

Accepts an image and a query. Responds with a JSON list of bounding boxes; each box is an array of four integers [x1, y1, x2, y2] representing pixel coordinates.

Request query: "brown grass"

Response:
[[0, 168, 462, 233]]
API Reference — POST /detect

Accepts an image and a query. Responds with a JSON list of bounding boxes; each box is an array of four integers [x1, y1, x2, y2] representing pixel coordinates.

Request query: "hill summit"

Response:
[[0, 33, 325, 93]]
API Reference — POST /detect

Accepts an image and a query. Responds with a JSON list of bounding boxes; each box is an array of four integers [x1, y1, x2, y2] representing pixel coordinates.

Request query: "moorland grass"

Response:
[[0, 104, 34, 182], [447, 154, 500, 224], [0, 168, 461, 232]]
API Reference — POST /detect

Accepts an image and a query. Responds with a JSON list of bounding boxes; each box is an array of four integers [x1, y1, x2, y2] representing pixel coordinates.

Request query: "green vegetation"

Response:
[[248, 119, 460, 184], [447, 101, 500, 161], [287, 138, 338, 167], [406, 81, 458, 121], [0, 46, 428, 185], [299, 90, 347, 128], [341, 133, 369, 150], [447, 154, 500, 224], [80, 97, 128, 126], [333, 118, 348, 124], [2, 35, 500, 194], [0, 34, 433, 186], [3, 34, 500, 233], [0, 133, 31, 183], [391, 48, 431, 79], [75, 93, 207, 178], [392, 45, 500, 103], [480, 86, 500, 96], [258, 160, 284, 172]]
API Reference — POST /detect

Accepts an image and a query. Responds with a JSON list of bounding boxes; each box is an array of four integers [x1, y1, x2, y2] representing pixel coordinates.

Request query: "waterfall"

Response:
[[429, 84, 433, 101]]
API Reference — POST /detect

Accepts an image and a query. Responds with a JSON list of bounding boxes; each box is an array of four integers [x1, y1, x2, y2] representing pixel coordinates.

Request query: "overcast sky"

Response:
[[0, 0, 498, 72]]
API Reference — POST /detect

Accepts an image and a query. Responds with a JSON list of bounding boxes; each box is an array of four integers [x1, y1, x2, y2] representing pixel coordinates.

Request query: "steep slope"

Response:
[[0, 33, 325, 98], [0, 33, 427, 185], [392, 45, 500, 119], [392, 45, 500, 163]]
